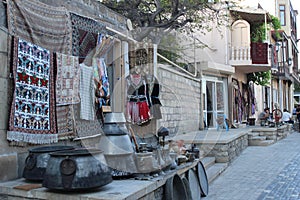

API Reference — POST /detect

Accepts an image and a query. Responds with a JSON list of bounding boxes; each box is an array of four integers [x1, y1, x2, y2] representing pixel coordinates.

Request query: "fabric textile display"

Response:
[[56, 105, 75, 139], [79, 63, 95, 121], [7, 38, 57, 144], [94, 58, 110, 98], [126, 74, 151, 125], [55, 53, 81, 105], [94, 34, 115, 58], [145, 75, 162, 119], [70, 13, 113, 63], [7, 0, 72, 54]]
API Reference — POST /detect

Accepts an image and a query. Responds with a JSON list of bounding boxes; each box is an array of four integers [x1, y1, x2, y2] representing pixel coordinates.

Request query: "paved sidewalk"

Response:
[[203, 131, 300, 200]]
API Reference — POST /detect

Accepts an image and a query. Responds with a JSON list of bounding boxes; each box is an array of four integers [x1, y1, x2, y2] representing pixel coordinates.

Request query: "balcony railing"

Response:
[[229, 42, 270, 66], [272, 62, 290, 78], [229, 46, 251, 65]]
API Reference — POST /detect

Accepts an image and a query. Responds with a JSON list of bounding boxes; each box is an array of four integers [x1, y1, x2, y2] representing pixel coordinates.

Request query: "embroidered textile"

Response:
[[7, 0, 72, 54], [93, 58, 110, 97], [79, 63, 95, 120], [7, 38, 57, 144], [146, 75, 162, 119], [126, 74, 151, 125], [56, 53, 80, 105], [56, 105, 75, 139], [70, 13, 113, 63], [73, 104, 103, 138]]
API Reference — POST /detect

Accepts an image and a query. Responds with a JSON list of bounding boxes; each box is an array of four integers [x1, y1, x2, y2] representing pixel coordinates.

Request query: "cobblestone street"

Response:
[[203, 131, 300, 200]]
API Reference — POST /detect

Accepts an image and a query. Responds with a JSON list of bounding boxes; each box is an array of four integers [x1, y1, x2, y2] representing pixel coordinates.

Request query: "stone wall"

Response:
[[0, 0, 129, 182], [156, 64, 201, 136], [199, 133, 248, 163]]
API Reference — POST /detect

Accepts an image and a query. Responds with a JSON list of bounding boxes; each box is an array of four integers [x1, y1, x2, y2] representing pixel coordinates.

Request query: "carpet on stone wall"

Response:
[[7, 37, 57, 144], [7, 0, 72, 54]]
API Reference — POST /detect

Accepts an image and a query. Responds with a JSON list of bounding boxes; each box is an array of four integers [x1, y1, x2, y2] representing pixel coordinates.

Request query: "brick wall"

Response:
[[157, 64, 201, 136]]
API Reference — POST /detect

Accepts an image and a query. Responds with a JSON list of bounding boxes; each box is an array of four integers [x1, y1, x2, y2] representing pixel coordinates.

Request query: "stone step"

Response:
[[250, 136, 267, 140], [206, 163, 228, 184], [201, 157, 216, 169], [248, 139, 275, 146]]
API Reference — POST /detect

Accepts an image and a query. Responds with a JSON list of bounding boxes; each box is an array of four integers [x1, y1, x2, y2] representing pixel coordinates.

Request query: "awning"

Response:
[[230, 7, 272, 24]]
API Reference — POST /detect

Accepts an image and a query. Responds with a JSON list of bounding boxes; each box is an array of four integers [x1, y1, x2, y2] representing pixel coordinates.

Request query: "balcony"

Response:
[[291, 68, 300, 82], [272, 62, 291, 80], [229, 42, 271, 73]]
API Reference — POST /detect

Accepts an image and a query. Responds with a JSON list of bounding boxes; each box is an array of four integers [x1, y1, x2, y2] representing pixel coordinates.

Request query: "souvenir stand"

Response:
[[4, 0, 208, 198]]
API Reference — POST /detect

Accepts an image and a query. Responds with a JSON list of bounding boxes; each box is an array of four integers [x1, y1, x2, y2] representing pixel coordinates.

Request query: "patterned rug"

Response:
[[7, 38, 57, 144], [7, 0, 72, 54], [70, 13, 114, 63], [56, 105, 75, 140], [55, 53, 81, 105]]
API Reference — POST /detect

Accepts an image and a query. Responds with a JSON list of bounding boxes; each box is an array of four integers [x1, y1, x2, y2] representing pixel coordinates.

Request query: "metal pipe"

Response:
[[157, 53, 197, 78]]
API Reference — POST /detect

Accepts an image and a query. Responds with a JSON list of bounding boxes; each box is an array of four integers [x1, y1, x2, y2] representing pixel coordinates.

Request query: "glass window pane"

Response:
[[216, 82, 224, 110], [206, 81, 213, 111]]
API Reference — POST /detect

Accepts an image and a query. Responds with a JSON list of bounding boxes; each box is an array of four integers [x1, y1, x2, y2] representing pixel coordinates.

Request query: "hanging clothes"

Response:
[[126, 74, 151, 125], [145, 75, 162, 119], [79, 63, 95, 121]]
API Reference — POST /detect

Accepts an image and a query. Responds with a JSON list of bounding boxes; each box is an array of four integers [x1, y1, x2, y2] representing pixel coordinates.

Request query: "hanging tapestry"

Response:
[[55, 53, 81, 105], [79, 63, 95, 120], [94, 34, 115, 58], [6, 0, 72, 54], [7, 38, 57, 144], [70, 13, 114, 63], [56, 105, 75, 140]]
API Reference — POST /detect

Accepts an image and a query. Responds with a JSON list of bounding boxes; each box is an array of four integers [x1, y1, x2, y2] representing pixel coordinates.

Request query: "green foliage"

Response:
[[247, 71, 271, 86], [102, 0, 237, 41], [251, 15, 281, 42], [251, 23, 266, 42], [271, 15, 281, 40], [294, 82, 300, 92]]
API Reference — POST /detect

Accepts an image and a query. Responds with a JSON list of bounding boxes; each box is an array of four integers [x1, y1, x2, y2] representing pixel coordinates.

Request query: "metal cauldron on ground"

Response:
[[99, 112, 137, 176], [23, 145, 75, 181], [42, 148, 112, 191]]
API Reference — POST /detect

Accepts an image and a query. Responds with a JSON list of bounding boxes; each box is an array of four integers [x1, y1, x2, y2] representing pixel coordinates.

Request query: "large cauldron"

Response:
[[42, 148, 112, 191], [99, 112, 137, 176], [23, 145, 75, 181]]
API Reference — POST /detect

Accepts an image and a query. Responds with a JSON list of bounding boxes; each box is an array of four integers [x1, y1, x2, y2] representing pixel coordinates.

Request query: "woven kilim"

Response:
[[55, 53, 80, 105], [7, 0, 72, 54], [56, 105, 75, 139], [70, 13, 114, 63], [7, 38, 57, 144]]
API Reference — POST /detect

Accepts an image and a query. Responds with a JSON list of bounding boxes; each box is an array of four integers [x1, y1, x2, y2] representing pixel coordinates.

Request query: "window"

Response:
[[279, 5, 286, 26]]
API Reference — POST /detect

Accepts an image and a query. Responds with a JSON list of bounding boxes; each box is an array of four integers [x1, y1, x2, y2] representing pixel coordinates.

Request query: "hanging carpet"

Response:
[[56, 105, 75, 140], [70, 13, 114, 64], [55, 53, 81, 105], [7, 0, 72, 54], [7, 38, 57, 144], [69, 13, 113, 138]]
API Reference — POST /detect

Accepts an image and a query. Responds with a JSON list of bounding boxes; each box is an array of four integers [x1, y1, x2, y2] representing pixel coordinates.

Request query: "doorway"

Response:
[[203, 77, 227, 128]]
